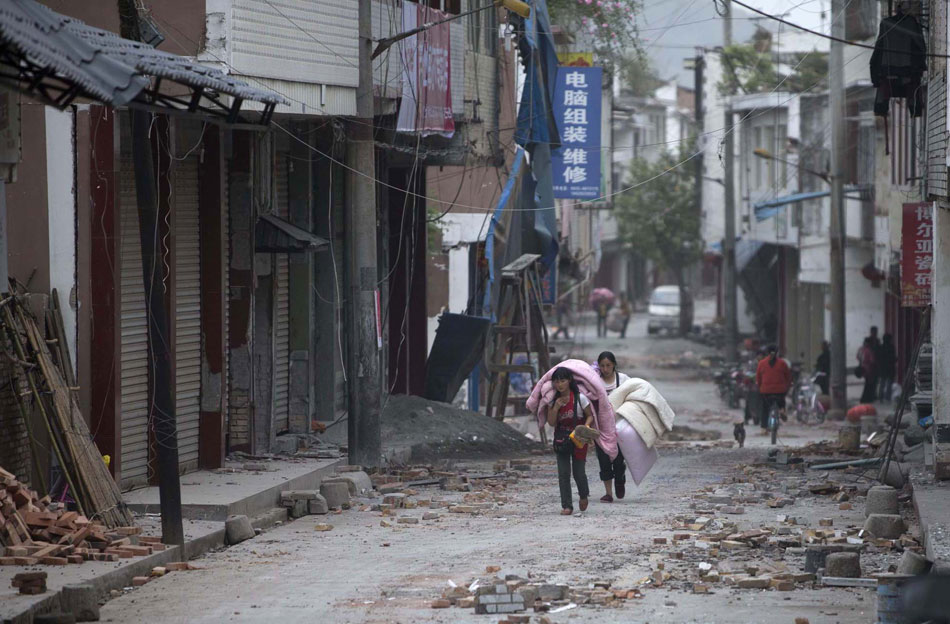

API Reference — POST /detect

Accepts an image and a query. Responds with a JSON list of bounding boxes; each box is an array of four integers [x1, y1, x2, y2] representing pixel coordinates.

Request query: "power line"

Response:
[[728, 0, 950, 58]]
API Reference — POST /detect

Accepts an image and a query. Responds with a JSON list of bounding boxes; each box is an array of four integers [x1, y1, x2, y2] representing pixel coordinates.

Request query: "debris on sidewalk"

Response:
[[12, 571, 47, 595], [1, 467, 153, 566]]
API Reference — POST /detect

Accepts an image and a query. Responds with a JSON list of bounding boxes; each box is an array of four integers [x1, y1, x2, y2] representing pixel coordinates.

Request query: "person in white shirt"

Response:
[[596, 351, 629, 502]]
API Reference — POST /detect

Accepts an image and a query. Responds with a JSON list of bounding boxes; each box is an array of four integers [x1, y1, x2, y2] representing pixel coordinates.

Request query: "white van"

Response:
[[647, 285, 692, 335]]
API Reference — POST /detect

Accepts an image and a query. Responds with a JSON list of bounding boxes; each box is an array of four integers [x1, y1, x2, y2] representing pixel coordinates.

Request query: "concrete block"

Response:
[[825, 552, 861, 578], [881, 462, 908, 488], [281, 490, 319, 505], [61, 584, 99, 622], [864, 514, 906, 539], [320, 481, 351, 509], [896, 550, 929, 575], [329, 471, 373, 495], [537, 584, 568, 600], [225, 515, 255, 545], [308, 495, 329, 515], [289, 499, 308, 519], [865, 486, 899, 517]]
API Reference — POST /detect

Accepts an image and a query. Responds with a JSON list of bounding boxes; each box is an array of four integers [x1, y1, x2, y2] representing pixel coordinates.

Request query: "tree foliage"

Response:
[[617, 52, 664, 97], [719, 42, 828, 95], [546, 0, 640, 57], [614, 147, 702, 332]]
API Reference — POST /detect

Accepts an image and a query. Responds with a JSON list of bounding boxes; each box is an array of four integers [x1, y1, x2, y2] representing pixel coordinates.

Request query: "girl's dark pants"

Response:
[[595, 444, 626, 486], [556, 449, 589, 510]]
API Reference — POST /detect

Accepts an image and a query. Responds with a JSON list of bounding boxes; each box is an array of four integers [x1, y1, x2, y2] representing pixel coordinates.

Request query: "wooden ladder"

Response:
[[484, 254, 551, 442]]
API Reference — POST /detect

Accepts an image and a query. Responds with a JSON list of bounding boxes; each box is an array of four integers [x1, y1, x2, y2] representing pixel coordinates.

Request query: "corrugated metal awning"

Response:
[[0, 0, 285, 124], [255, 214, 329, 253]]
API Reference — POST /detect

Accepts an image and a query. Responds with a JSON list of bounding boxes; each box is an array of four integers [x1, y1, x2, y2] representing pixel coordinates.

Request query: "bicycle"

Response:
[[762, 394, 786, 445], [794, 372, 828, 424]]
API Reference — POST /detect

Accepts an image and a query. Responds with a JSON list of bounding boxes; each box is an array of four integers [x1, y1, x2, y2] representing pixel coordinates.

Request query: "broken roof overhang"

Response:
[[0, 0, 286, 125], [255, 214, 329, 253]]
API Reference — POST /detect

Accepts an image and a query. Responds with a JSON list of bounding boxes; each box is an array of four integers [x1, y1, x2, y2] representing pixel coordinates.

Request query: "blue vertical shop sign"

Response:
[[552, 66, 602, 199]]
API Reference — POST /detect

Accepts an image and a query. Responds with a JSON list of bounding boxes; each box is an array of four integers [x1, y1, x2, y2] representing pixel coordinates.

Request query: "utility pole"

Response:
[[116, 0, 184, 546], [693, 51, 704, 247], [722, 0, 738, 363], [828, 0, 847, 418], [345, 0, 382, 467]]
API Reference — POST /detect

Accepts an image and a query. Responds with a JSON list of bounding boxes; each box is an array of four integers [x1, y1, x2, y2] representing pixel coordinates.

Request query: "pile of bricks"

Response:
[[1, 466, 156, 566], [11, 571, 46, 595]]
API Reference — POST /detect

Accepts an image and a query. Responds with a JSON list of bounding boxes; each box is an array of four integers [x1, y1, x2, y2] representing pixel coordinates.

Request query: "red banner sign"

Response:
[[901, 202, 933, 307], [396, 2, 455, 137]]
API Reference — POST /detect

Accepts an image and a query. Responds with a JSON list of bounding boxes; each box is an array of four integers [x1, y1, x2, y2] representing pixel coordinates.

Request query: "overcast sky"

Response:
[[635, 0, 832, 85]]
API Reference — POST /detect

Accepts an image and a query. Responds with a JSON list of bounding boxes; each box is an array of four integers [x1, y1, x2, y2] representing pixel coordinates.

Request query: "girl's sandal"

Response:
[[560, 508, 573, 516], [600, 494, 614, 503]]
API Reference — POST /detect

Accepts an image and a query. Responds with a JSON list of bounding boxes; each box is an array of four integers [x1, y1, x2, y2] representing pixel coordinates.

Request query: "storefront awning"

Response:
[[255, 214, 329, 253], [753, 186, 870, 222], [0, 0, 285, 124]]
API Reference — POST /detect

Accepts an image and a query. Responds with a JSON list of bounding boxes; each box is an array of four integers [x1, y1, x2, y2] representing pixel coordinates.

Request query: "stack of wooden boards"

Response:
[[1, 466, 158, 566], [0, 290, 133, 528]]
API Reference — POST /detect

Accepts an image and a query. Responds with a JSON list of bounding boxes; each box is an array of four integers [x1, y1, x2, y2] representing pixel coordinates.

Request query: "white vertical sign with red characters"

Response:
[[397, 2, 455, 137]]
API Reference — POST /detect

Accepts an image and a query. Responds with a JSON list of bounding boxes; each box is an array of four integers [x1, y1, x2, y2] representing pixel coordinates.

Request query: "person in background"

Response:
[[858, 337, 878, 403], [596, 301, 609, 338], [595, 351, 629, 503], [618, 293, 632, 339], [546, 367, 594, 515], [877, 333, 897, 402], [756, 344, 792, 433], [815, 341, 830, 395], [552, 299, 571, 340]]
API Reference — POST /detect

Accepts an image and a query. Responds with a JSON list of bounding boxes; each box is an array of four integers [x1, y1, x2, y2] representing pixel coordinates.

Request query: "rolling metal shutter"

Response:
[[273, 154, 291, 434], [119, 155, 150, 489], [174, 157, 202, 471]]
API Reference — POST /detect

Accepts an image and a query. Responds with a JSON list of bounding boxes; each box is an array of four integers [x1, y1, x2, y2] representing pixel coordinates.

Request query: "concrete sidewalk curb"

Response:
[[126, 458, 345, 521], [909, 467, 950, 573], [3, 505, 293, 624]]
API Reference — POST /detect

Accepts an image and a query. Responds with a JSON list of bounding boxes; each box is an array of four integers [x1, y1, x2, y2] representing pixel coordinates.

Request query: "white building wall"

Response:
[[427, 212, 488, 353], [45, 107, 76, 371]]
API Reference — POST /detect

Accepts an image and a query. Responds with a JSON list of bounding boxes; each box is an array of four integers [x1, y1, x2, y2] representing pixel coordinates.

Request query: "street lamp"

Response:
[[753, 148, 830, 184]]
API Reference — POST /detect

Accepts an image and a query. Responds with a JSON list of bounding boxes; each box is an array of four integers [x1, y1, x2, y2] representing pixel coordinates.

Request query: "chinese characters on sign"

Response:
[[552, 66, 601, 199], [396, 2, 455, 137], [901, 202, 933, 307]]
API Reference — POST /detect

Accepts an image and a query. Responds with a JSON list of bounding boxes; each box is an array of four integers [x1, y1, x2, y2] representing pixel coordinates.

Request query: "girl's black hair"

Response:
[[597, 351, 617, 367], [552, 367, 582, 399], [767, 344, 778, 365]]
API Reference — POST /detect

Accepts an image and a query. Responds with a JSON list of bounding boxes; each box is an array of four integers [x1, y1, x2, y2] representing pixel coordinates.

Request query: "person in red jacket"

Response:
[[756, 344, 792, 433]]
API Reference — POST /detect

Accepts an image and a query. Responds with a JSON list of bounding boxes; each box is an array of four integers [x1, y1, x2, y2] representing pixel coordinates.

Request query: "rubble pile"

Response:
[[433, 568, 646, 616], [1, 466, 156, 566], [635, 464, 921, 593], [365, 460, 532, 524]]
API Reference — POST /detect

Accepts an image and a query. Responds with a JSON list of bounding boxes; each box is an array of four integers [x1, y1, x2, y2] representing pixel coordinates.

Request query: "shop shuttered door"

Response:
[[119, 156, 150, 490], [174, 157, 202, 471], [273, 154, 290, 434]]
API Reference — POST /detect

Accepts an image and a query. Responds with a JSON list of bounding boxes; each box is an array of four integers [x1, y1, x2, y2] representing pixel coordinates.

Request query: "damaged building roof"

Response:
[[0, 0, 285, 123]]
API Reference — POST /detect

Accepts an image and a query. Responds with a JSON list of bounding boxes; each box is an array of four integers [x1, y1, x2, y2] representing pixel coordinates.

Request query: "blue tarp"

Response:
[[483, 147, 526, 319], [512, 0, 560, 274], [514, 0, 560, 148]]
